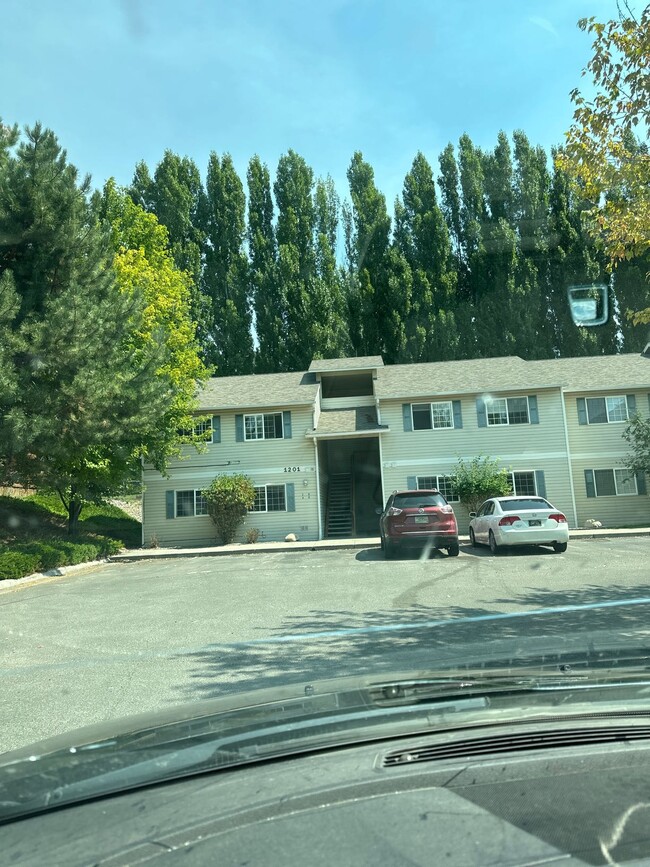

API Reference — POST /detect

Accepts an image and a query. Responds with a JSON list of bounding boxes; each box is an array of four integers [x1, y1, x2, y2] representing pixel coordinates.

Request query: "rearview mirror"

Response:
[[567, 284, 609, 326]]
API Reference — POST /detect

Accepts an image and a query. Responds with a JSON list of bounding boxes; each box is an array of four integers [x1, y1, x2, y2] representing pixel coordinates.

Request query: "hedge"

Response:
[[0, 535, 123, 581]]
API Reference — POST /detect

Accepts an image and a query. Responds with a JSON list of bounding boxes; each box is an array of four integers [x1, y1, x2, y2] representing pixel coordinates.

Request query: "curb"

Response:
[[0, 559, 110, 593]]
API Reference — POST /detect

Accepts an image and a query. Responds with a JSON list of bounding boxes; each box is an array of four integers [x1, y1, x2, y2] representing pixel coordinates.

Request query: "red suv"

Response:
[[379, 489, 459, 558]]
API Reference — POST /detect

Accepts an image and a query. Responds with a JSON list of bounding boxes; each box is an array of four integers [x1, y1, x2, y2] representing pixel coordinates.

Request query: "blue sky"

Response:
[[1, 0, 638, 207]]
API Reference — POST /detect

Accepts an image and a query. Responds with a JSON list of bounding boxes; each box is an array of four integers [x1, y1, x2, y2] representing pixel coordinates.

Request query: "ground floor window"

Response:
[[175, 490, 209, 517], [592, 468, 637, 497], [251, 484, 287, 512], [416, 475, 459, 502], [510, 471, 536, 496]]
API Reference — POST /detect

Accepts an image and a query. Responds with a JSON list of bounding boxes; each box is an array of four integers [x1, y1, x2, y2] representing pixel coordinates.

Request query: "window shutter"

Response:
[[283, 410, 292, 438], [402, 404, 412, 432], [166, 491, 175, 519], [584, 469, 596, 498], [528, 395, 539, 424], [452, 400, 463, 429], [286, 483, 295, 511], [626, 394, 637, 417], [636, 472, 647, 496], [235, 414, 244, 442], [476, 397, 487, 428], [577, 398, 587, 425], [648, 393, 650, 418], [211, 415, 221, 443], [534, 470, 547, 498], [407, 475, 417, 490]]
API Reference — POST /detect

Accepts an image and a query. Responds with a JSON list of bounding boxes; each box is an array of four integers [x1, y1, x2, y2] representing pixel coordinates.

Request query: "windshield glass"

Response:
[[0, 0, 649, 827]]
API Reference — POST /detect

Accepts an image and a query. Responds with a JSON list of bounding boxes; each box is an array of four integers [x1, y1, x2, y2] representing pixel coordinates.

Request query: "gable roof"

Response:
[[374, 357, 537, 399], [525, 353, 650, 392], [197, 371, 318, 411]]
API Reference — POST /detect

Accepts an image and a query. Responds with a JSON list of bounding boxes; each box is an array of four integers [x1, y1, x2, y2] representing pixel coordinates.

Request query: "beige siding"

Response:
[[379, 389, 575, 531], [142, 406, 320, 545], [565, 389, 650, 528]]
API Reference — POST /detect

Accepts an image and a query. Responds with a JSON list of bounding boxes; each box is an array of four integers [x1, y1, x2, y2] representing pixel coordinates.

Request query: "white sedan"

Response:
[[468, 496, 569, 554]]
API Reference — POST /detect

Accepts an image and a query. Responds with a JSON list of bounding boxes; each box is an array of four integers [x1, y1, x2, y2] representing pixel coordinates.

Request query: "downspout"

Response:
[[313, 437, 323, 540], [375, 392, 385, 506], [559, 386, 579, 528]]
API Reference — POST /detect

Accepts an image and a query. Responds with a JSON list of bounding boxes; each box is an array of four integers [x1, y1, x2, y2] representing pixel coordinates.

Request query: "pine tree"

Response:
[[203, 152, 254, 374], [247, 155, 284, 372]]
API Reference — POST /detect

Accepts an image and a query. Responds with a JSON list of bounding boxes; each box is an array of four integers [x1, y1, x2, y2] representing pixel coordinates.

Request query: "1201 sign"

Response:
[[284, 466, 302, 473]]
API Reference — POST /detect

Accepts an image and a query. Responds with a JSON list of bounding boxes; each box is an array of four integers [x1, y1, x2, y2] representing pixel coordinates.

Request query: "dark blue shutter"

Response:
[[534, 470, 547, 498], [452, 400, 463, 429], [584, 470, 596, 498], [528, 395, 539, 424], [283, 411, 292, 438], [286, 483, 295, 511], [626, 394, 637, 417], [476, 397, 487, 428], [577, 398, 588, 425], [407, 475, 417, 490], [211, 415, 221, 443], [636, 472, 647, 496], [402, 404, 412, 432], [648, 393, 650, 417], [235, 414, 244, 442], [166, 491, 175, 519]]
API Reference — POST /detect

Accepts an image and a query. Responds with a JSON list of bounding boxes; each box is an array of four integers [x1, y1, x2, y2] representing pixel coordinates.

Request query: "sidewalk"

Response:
[[110, 526, 650, 562]]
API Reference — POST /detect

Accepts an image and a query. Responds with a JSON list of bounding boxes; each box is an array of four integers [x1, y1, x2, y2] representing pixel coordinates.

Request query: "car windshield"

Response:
[[393, 493, 447, 508], [1, 0, 649, 830], [499, 499, 553, 512]]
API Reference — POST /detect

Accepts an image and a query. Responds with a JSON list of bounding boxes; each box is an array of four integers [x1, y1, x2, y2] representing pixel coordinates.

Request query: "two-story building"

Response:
[[141, 353, 650, 546]]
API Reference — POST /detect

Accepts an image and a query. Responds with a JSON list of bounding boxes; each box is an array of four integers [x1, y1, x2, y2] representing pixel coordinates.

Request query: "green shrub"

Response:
[[17, 541, 65, 571], [452, 455, 513, 514], [202, 474, 256, 544], [0, 552, 42, 580]]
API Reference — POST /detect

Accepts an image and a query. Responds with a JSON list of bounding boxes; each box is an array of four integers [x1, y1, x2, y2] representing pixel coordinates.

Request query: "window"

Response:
[[593, 469, 637, 496], [178, 416, 213, 442], [586, 395, 628, 424], [251, 484, 287, 512], [393, 492, 447, 508], [175, 490, 208, 517], [411, 401, 454, 430], [486, 396, 529, 425], [244, 412, 283, 441], [416, 475, 459, 502], [510, 471, 536, 496]]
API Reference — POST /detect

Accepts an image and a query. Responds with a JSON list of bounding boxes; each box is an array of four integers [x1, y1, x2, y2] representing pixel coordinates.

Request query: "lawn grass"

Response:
[[0, 493, 141, 581]]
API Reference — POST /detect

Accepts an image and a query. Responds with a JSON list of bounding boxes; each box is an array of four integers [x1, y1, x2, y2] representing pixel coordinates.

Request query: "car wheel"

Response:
[[469, 527, 476, 547], [553, 541, 568, 553], [447, 543, 460, 557], [489, 531, 499, 555]]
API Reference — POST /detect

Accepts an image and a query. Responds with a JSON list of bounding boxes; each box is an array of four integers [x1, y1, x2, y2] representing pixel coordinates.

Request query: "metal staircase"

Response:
[[326, 473, 354, 537]]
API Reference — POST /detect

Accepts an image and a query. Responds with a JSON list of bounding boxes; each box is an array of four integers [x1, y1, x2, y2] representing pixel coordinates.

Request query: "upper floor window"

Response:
[[412, 401, 454, 430], [486, 396, 529, 425], [587, 395, 628, 424], [245, 412, 284, 441], [177, 416, 216, 443]]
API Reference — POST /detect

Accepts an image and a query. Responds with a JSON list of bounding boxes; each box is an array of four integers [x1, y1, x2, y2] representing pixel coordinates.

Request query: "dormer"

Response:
[[309, 356, 384, 409]]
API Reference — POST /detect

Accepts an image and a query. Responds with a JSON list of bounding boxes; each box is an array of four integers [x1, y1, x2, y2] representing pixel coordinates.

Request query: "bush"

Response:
[[452, 455, 513, 514], [202, 474, 256, 544], [245, 527, 261, 544], [0, 552, 42, 581]]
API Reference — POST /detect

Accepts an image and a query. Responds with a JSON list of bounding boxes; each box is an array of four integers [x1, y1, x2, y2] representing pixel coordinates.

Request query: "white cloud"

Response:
[[528, 16, 558, 37]]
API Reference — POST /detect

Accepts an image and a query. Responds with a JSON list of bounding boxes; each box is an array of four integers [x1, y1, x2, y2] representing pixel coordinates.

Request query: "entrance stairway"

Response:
[[326, 473, 354, 537]]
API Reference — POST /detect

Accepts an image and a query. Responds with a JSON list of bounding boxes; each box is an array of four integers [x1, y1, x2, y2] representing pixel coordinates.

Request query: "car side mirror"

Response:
[[469, 512, 477, 518], [567, 284, 608, 326]]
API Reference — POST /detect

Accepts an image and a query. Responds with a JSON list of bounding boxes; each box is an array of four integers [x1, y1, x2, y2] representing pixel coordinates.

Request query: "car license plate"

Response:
[[414, 516, 428, 524], [529, 520, 541, 527]]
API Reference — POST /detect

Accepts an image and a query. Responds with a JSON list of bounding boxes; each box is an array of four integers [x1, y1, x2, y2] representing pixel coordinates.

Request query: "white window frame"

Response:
[[586, 395, 629, 425], [178, 416, 213, 443], [486, 396, 530, 426], [509, 471, 537, 497], [416, 475, 460, 502], [175, 490, 209, 518], [410, 401, 454, 431], [250, 484, 288, 513], [593, 468, 638, 497], [244, 412, 284, 441]]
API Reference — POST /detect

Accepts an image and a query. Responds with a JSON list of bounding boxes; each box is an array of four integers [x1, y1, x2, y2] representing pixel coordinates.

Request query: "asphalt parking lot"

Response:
[[1, 537, 649, 754]]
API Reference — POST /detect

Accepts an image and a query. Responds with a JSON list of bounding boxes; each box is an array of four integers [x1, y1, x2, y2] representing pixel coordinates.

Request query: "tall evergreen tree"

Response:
[[203, 152, 254, 374], [247, 155, 284, 372]]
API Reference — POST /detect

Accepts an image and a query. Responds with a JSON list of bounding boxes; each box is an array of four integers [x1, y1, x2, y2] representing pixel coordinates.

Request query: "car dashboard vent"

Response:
[[382, 723, 650, 767]]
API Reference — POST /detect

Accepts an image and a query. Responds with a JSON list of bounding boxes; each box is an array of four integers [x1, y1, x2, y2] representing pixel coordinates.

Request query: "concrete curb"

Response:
[[0, 559, 110, 593], [109, 528, 650, 563]]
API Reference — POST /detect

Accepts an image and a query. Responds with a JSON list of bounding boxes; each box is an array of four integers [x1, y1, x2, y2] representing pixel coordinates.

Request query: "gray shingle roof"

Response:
[[374, 357, 536, 399], [309, 356, 384, 373], [197, 371, 318, 410], [309, 407, 388, 436], [525, 353, 650, 392]]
